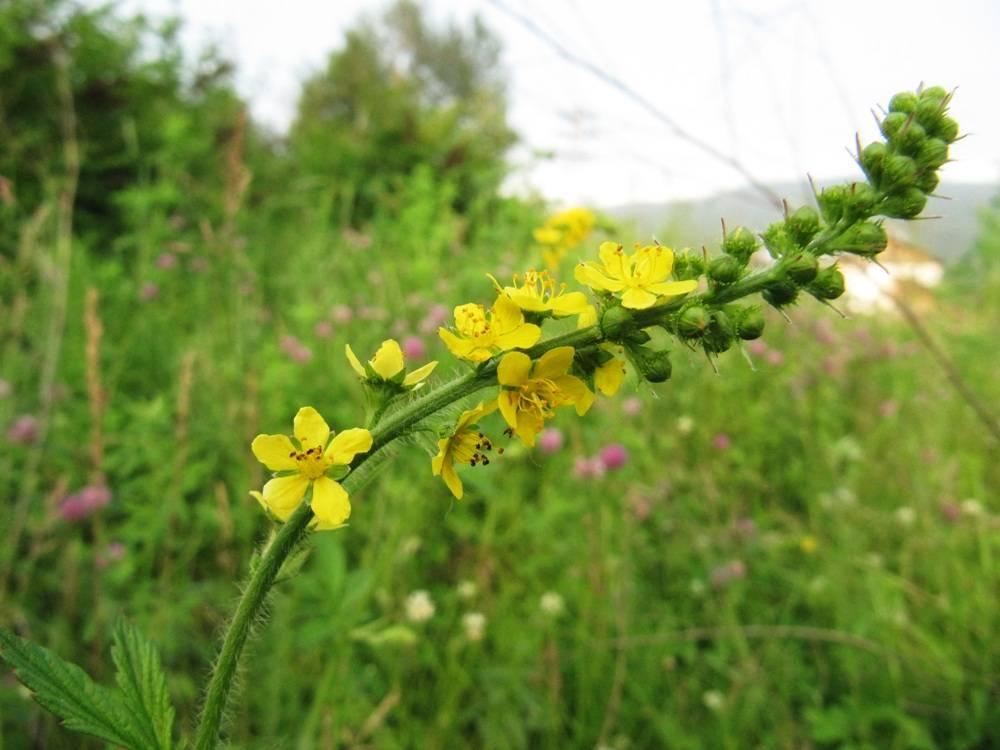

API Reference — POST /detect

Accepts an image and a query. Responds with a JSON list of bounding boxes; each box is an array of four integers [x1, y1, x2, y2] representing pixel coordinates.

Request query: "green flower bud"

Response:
[[628, 345, 672, 383], [830, 220, 888, 258], [845, 183, 878, 218], [734, 305, 765, 340], [676, 305, 711, 339], [722, 226, 759, 264], [673, 249, 706, 280], [880, 112, 909, 140], [703, 311, 735, 354], [880, 154, 918, 191], [916, 138, 948, 171], [894, 121, 927, 156], [919, 86, 949, 105], [708, 254, 743, 285], [600, 305, 633, 339], [817, 185, 848, 223], [761, 221, 799, 257], [786, 252, 819, 284], [624, 329, 652, 346], [888, 91, 918, 114], [762, 278, 799, 308], [880, 187, 927, 219], [808, 265, 845, 300], [915, 97, 946, 132], [933, 116, 959, 144], [916, 170, 940, 194], [861, 142, 889, 182], [786, 206, 821, 246]]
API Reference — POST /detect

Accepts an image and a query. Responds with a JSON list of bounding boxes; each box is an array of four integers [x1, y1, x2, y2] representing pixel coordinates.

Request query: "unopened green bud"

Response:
[[761, 221, 798, 257], [734, 305, 765, 340], [817, 185, 848, 223], [915, 97, 946, 132], [601, 305, 633, 339], [888, 91, 918, 114], [786, 252, 819, 284], [880, 187, 927, 219], [673, 249, 706, 280], [786, 206, 821, 246], [624, 329, 651, 346], [762, 278, 799, 308], [916, 170, 940, 194], [628, 345, 672, 383], [830, 220, 888, 258], [703, 311, 735, 354], [894, 121, 927, 156], [916, 138, 948, 171], [861, 142, 889, 182], [722, 226, 758, 264], [919, 86, 949, 105], [845, 183, 878, 218], [808, 265, 846, 300], [708, 254, 743, 284], [880, 154, 918, 190], [880, 112, 909, 140], [933, 116, 959, 144], [677, 305, 710, 339]]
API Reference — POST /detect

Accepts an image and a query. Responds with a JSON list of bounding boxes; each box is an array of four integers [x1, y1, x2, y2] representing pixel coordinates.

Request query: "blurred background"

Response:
[[0, 0, 997, 747]]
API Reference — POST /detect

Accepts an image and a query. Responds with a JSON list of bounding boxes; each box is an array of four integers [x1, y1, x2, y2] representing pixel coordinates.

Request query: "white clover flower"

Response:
[[405, 590, 435, 623], [676, 415, 694, 435], [539, 591, 564, 617], [462, 611, 486, 642], [456, 580, 477, 600], [702, 690, 725, 711]]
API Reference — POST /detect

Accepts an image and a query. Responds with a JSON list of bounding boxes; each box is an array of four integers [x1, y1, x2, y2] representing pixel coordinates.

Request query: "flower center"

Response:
[[455, 304, 491, 339], [290, 446, 332, 480], [452, 430, 500, 467]]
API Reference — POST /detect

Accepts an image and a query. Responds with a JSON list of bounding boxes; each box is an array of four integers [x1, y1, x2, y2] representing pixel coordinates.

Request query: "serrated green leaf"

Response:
[[111, 621, 175, 750], [0, 627, 147, 748]]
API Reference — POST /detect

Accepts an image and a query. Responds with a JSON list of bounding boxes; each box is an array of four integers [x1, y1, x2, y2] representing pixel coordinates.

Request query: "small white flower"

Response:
[[456, 580, 477, 600], [676, 415, 694, 435], [895, 506, 916, 526], [961, 499, 984, 517], [405, 590, 435, 623], [689, 578, 706, 596], [540, 591, 564, 617], [702, 690, 725, 711], [462, 611, 486, 642]]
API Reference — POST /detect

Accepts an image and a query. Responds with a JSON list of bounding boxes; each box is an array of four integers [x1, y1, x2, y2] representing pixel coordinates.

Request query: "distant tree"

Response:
[[289, 0, 517, 224]]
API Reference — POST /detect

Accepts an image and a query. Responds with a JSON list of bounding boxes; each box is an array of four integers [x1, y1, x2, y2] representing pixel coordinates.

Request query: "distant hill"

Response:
[[605, 180, 997, 264]]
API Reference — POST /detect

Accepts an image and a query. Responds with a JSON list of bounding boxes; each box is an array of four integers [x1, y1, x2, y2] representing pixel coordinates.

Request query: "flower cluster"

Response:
[[248, 85, 956, 523]]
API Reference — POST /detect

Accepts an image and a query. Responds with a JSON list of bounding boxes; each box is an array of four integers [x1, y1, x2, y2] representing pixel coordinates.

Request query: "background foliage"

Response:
[[0, 1, 996, 747]]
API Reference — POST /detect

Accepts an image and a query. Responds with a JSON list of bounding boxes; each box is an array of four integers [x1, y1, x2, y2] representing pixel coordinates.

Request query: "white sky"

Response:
[[108, 0, 1000, 206]]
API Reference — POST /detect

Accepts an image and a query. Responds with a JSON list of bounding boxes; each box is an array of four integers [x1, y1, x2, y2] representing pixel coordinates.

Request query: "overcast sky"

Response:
[[108, 0, 999, 207]]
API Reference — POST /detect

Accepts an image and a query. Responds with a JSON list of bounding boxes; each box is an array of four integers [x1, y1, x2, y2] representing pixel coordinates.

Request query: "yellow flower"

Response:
[[575, 241, 698, 309], [533, 207, 596, 268], [594, 345, 626, 396], [800, 535, 818, 555], [431, 400, 499, 500], [438, 295, 541, 363], [490, 270, 589, 319], [346, 338, 437, 388], [251, 406, 372, 530], [497, 347, 594, 446], [577, 304, 598, 329]]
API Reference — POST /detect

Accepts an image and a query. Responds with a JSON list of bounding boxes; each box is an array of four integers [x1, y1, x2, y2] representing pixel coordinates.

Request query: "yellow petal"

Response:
[[506, 289, 547, 312], [577, 305, 598, 329], [621, 287, 659, 309], [431, 439, 449, 476], [371, 339, 405, 380], [548, 291, 589, 316], [494, 323, 540, 351], [598, 241, 627, 280], [440, 460, 464, 500], [515, 410, 543, 447], [640, 245, 674, 282], [310, 476, 351, 529], [595, 359, 626, 396], [251, 433, 298, 471], [325, 427, 373, 465], [533, 227, 561, 245], [575, 262, 625, 292], [533, 346, 575, 380], [403, 360, 438, 387], [555, 375, 595, 415], [455, 399, 498, 431], [294, 406, 330, 451], [439, 328, 475, 359], [498, 391, 519, 430], [645, 279, 699, 297], [491, 295, 524, 332], [498, 351, 532, 386], [345, 345, 366, 378], [261, 474, 310, 520]]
